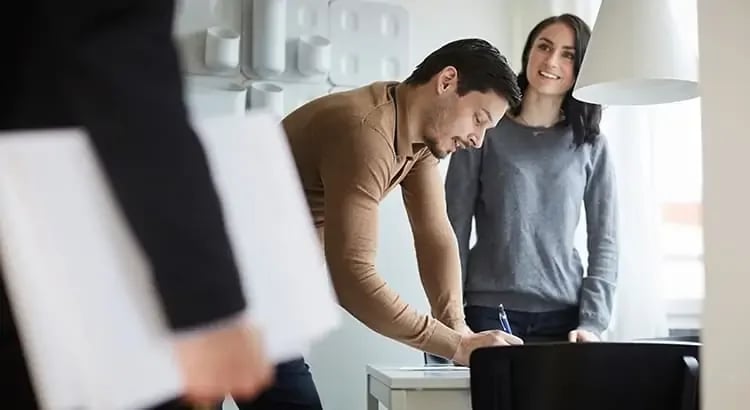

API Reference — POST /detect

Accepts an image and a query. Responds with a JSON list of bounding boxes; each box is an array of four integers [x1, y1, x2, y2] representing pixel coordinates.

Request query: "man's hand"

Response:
[[568, 328, 600, 343], [447, 320, 474, 337], [173, 319, 274, 405], [451, 330, 523, 366]]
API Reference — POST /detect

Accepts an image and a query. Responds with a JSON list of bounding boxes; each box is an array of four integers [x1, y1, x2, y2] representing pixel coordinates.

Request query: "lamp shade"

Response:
[[572, 0, 699, 105]]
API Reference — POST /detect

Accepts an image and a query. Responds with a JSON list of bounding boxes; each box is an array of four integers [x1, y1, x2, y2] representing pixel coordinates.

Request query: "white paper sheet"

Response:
[[395, 366, 469, 371], [0, 112, 340, 410]]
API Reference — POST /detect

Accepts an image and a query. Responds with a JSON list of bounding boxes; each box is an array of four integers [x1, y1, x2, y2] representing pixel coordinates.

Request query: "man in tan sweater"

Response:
[[234, 39, 523, 410]]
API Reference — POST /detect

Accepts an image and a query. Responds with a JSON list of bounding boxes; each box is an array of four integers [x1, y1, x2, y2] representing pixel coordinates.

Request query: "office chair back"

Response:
[[470, 342, 699, 410]]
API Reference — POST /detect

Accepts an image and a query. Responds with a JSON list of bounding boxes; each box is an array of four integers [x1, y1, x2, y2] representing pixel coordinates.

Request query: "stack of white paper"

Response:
[[0, 113, 340, 409]]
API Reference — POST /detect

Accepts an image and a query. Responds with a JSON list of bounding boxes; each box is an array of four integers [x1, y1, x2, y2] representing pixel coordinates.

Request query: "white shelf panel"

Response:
[[242, 0, 330, 84], [328, 0, 410, 86]]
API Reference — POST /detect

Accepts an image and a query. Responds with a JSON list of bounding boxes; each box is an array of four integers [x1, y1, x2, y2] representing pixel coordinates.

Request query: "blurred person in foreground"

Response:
[[0, 0, 272, 408]]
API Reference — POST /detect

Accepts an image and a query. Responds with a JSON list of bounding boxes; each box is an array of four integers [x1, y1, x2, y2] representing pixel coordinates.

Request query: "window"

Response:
[[650, 97, 704, 328], [653, 0, 703, 309]]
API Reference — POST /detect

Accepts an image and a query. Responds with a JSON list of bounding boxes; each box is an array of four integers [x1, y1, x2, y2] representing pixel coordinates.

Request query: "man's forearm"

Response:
[[327, 253, 462, 359], [414, 227, 466, 327]]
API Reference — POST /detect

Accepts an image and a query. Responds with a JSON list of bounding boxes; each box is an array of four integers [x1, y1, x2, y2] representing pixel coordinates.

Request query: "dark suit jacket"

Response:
[[0, 0, 246, 331]]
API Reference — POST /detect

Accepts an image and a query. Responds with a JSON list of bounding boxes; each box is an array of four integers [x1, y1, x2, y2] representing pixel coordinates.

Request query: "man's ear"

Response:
[[436, 66, 458, 95]]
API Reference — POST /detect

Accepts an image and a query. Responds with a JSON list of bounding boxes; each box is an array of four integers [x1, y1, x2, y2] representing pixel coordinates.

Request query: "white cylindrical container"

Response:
[[252, 0, 287, 78], [250, 82, 285, 117], [226, 83, 248, 116], [184, 81, 247, 119], [204, 26, 241, 71], [297, 35, 332, 76]]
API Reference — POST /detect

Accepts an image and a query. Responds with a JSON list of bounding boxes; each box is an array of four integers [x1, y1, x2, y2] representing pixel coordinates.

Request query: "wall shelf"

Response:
[[174, 0, 411, 117]]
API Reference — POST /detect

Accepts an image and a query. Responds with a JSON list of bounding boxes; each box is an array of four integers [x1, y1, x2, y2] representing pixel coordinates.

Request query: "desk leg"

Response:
[[367, 393, 379, 410], [365, 389, 406, 410], [389, 390, 407, 410]]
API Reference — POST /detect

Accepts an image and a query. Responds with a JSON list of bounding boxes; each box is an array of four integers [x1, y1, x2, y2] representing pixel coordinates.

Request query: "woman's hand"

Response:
[[568, 328, 600, 343]]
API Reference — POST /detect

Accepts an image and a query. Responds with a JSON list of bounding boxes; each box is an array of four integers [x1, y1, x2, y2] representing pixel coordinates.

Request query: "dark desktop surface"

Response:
[[645, 332, 701, 344]]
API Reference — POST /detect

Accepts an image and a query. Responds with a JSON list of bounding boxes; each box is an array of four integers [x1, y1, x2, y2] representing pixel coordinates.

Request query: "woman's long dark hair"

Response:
[[512, 13, 602, 147]]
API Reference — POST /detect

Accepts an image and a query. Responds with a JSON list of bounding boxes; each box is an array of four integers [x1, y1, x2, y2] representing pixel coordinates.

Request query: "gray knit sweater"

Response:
[[445, 117, 618, 333]]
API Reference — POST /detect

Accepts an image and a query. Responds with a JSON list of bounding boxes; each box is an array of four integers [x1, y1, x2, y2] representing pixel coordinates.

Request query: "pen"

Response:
[[498, 304, 513, 335]]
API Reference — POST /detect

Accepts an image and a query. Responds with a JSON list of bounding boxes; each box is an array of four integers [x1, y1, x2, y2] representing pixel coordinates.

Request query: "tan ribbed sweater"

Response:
[[281, 81, 465, 359]]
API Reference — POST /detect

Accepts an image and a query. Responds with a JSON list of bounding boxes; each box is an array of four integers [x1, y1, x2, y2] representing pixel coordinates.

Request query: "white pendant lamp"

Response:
[[572, 0, 699, 105]]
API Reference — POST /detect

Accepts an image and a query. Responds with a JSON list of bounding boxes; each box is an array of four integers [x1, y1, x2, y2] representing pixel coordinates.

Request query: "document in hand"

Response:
[[0, 113, 340, 410]]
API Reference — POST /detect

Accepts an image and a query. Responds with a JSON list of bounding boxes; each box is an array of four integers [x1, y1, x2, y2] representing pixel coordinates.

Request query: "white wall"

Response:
[[698, 0, 750, 408], [306, 2, 515, 409]]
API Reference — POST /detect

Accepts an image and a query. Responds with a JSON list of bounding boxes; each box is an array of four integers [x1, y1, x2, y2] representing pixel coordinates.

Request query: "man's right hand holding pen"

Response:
[[451, 329, 523, 366], [448, 304, 522, 366]]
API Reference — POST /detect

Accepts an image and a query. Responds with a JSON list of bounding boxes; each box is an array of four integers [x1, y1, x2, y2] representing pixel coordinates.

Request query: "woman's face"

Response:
[[525, 22, 577, 97]]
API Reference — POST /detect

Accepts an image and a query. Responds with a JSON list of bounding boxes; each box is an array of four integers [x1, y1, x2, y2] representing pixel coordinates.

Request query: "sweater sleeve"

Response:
[[56, 0, 246, 330], [579, 136, 619, 334], [319, 118, 462, 360], [401, 152, 465, 329]]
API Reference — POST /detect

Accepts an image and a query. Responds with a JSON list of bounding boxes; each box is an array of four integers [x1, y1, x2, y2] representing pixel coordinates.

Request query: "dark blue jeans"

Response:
[[232, 357, 322, 410], [424, 305, 580, 365], [464, 305, 579, 343]]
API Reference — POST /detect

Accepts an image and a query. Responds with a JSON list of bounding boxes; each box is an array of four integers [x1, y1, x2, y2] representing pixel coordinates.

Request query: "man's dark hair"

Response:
[[403, 38, 521, 109], [513, 14, 602, 147]]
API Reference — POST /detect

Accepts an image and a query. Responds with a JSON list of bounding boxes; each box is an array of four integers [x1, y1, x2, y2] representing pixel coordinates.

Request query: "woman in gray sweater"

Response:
[[445, 14, 618, 343]]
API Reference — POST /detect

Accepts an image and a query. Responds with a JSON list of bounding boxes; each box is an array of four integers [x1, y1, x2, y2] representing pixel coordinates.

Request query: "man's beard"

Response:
[[425, 138, 448, 159], [423, 102, 451, 159]]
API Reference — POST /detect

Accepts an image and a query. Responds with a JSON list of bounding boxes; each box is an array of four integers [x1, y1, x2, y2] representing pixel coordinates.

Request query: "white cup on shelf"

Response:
[[250, 82, 285, 118], [297, 35, 332, 76], [204, 26, 240, 71], [226, 83, 248, 116]]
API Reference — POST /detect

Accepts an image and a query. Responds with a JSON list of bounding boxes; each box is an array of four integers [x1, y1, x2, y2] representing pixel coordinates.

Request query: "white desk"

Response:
[[366, 365, 471, 410]]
